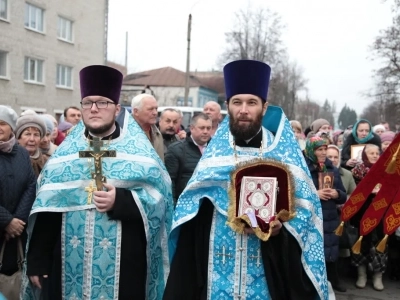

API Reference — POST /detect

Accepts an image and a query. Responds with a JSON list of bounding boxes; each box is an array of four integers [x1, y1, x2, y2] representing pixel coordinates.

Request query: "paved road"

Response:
[[335, 277, 400, 300]]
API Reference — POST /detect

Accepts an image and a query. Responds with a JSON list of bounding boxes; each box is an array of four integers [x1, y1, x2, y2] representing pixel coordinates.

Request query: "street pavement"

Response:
[[335, 276, 400, 300]]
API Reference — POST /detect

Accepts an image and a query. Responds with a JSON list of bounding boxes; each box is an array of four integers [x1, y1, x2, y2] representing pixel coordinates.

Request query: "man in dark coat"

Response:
[[165, 113, 212, 204]]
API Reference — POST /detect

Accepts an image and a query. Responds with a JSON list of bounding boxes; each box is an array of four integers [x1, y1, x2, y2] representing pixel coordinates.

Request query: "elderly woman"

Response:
[[341, 119, 381, 170], [15, 114, 48, 178], [304, 137, 347, 292], [0, 106, 36, 281], [290, 120, 306, 150], [373, 124, 385, 136], [307, 118, 331, 138], [40, 115, 57, 156]]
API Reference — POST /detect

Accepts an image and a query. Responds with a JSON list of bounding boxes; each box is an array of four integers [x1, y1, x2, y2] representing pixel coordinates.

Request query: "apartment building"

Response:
[[0, 0, 107, 119]]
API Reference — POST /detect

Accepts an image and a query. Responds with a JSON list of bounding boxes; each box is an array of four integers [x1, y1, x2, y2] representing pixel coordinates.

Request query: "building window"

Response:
[[0, 0, 8, 20], [24, 57, 44, 83], [25, 3, 44, 32], [0, 51, 7, 78], [56, 64, 72, 88], [57, 16, 73, 42]]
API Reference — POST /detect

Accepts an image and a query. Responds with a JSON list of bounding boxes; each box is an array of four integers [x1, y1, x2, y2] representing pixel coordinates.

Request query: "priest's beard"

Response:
[[85, 119, 115, 136], [229, 113, 262, 141]]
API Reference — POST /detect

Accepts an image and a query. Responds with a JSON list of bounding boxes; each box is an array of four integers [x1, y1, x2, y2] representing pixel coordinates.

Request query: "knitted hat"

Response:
[[41, 115, 54, 134], [15, 114, 46, 139], [380, 131, 395, 143], [58, 121, 73, 132], [310, 118, 330, 133], [373, 124, 386, 134], [0, 105, 18, 131]]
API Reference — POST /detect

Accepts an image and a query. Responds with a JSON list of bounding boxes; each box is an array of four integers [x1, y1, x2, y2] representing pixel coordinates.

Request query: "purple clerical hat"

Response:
[[223, 60, 271, 102], [79, 65, 123, 103]]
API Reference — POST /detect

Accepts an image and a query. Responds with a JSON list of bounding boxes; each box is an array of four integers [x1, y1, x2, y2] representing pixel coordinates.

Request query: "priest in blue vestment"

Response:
[[163, 60, 328, 300], [21, 65, 173, 300]]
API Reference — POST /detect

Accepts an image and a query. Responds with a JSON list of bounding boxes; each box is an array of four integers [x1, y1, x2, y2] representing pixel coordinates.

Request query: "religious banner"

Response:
[[335, 134, 400, 254], [335, 134, 400, 234], [376, 189, 400, 252]]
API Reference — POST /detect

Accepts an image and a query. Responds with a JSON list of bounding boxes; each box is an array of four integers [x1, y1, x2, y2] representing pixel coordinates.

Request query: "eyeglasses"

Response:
[[80, 100, 116, 109]]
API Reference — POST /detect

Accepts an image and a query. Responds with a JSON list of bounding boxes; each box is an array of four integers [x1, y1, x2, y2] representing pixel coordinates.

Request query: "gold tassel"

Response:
[[351, 236, 363, 254], [386, 143, 400, 174], [376, 234, 389, 253], [334, 221, 344, 236]]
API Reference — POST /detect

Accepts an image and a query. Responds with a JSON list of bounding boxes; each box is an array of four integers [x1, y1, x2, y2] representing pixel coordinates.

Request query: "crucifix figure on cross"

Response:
[[79, 137, 116, 191], [85, 181, 97, 204]]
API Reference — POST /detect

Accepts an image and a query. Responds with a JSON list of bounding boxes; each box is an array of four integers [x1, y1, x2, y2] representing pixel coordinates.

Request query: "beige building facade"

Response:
[[0, 0, 106, 119]]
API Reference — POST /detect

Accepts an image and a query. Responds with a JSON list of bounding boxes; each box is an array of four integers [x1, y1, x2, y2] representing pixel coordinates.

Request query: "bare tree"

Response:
[[218, 6, 308, 118], [218, 6, 286, 68]]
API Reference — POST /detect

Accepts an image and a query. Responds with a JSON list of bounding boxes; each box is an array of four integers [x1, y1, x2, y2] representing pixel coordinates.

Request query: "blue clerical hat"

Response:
[[223, 60, 271, 102]]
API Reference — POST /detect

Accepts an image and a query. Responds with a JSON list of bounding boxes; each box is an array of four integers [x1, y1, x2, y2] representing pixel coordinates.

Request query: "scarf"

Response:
[[0, 133, 16, 153], [352, 119, 374, 144], [305, 136, 328, 172]]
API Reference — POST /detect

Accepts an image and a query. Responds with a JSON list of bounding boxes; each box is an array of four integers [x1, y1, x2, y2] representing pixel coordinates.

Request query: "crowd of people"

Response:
[[291, 117, 400, 294], [0, 60, 399, 299]]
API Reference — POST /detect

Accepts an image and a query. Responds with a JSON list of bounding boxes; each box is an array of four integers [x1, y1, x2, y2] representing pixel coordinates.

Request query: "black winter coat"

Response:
[[341, 133, 382, 170], [165, 133, 204, 203], [305, 157, 347, 262], [0, 144, 36, 273]]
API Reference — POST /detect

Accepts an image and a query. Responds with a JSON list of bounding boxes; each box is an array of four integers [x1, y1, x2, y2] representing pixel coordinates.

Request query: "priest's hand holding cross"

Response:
[[92, 182, 116, 213]]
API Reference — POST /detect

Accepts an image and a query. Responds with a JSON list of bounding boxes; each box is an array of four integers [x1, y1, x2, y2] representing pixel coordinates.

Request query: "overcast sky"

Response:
[[107, 0, 393, 115]]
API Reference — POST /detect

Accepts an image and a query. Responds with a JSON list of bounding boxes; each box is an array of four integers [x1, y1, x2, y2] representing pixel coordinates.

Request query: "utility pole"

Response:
[[125, 31, 128, 72], [184, 14, 192, 106], [104, 0, 109, 64]]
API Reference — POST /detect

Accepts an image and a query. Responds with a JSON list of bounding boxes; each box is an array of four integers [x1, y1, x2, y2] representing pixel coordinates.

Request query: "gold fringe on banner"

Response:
[[351, 236, 363, 254], [334, 221, 344, 236], [386, 143, 400, 174], [376, 234, 389, 253]]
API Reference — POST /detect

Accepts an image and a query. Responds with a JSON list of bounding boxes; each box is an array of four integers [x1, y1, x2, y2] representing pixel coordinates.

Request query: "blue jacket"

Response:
[[305, 157, 347, 262]]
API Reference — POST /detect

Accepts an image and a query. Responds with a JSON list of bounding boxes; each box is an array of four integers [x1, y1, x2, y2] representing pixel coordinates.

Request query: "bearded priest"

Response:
[[163, 60, 328, 300]]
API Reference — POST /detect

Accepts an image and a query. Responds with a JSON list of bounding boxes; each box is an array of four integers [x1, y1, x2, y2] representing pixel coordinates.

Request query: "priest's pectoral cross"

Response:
[[79, 137, 116, 191], [85, 181, 97, 204], [249, 249, 262, 267], [215, 246, 233, 265]]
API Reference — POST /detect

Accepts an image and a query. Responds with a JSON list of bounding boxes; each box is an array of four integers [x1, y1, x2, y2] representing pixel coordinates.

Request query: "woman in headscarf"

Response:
[[15, 114, 48, 178], [341, 119, 381, 170], [304, 136, 347, 293], [0, 106, 36, 287], [350, 144, 385, 291]]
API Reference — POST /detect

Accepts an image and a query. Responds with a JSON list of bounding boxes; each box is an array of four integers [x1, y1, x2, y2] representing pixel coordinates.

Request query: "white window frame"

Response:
[[57, 16, 73, 43], [0, 0, 9, 21], [0, 50, 8, 79], [25, 3, 44, 33], [56, 64, 73, 89], [24, 57, 44, 84]]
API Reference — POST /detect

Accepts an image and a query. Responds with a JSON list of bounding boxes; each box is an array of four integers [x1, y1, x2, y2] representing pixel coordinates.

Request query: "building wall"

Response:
[[120, 85, 201, 108], [0, 0, 106, 116]]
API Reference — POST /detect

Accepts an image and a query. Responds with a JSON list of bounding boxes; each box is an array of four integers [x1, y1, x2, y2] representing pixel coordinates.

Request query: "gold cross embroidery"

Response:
[[85, 181, 97, 204]]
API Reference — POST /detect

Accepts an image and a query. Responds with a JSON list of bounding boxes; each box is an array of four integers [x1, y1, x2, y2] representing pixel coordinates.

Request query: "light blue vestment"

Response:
[[170, 106, 328, 299], [21, 113, 173, 300]]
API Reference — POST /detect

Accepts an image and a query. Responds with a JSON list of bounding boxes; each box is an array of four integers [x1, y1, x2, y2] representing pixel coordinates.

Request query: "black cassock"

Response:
[[26, 128, 148, 300], [164, 131, 318, 300]]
